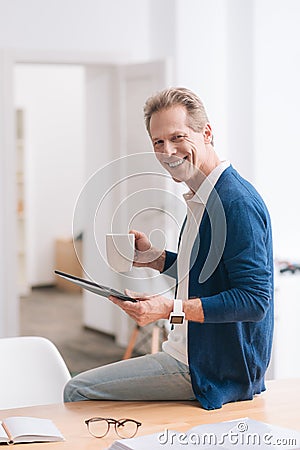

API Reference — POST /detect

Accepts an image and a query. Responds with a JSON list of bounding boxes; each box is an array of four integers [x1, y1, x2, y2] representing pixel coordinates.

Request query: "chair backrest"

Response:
[[0, 336, 71, 409]]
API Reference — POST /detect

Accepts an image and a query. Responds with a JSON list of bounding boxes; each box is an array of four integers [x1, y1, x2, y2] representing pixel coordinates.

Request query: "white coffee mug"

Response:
[[106, 233, 135, 273]]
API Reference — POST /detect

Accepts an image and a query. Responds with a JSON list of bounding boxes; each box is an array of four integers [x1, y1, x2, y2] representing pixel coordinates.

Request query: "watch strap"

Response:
[[173, 299, 183, 314]]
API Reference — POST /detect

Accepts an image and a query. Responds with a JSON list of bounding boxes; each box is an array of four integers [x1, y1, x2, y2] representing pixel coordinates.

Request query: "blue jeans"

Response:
[[64, 351, 196, 402]]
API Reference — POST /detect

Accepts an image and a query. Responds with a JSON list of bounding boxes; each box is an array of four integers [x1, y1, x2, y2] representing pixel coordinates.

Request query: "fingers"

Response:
[[109, 295, 138, 308], [124, 288, 151, 300], [109, 292, 169, 326], [109, 294, 143, 322], [129, 229, 145, 239], [129, 229, 151, 252]]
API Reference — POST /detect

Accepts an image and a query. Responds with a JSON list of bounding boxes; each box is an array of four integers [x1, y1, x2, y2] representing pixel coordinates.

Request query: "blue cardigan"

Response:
[[163, 165, 274, 410]]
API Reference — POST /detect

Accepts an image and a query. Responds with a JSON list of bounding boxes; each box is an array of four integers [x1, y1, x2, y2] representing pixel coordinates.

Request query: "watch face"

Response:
[[170, 315, 184, 324]]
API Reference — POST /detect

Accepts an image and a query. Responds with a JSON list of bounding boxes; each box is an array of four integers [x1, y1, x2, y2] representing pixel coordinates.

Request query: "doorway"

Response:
[[14, 63, 85, 292]]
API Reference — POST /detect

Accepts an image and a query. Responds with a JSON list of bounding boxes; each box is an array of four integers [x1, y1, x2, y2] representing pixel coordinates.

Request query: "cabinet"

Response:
[[15, 109, 29, 296]]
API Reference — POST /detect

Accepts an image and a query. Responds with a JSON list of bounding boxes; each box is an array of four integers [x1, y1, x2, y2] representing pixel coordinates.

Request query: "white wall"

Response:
[[254, 0, 300, 261], [174, 0, 229, 163], [0, 0, 150, 60], [14, 64, 85, 285]]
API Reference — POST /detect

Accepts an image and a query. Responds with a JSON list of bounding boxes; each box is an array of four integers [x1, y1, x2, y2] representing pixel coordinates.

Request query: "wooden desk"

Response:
[[1, 379, 299, 449]]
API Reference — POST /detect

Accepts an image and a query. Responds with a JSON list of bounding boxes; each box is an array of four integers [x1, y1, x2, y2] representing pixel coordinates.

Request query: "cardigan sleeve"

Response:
[[201, 197, 273, 323], [162, 250, 178, 280]]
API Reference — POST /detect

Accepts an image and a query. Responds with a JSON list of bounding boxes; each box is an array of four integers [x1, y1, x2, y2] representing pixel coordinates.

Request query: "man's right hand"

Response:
[[129, 229, 166, 272]]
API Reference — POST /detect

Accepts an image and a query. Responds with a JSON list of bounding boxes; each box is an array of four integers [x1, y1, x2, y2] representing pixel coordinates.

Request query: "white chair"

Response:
[[0, 336, 71, 409]]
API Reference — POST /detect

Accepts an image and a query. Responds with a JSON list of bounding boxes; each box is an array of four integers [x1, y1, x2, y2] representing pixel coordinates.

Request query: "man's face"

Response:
[[149, 106, 207, 184]]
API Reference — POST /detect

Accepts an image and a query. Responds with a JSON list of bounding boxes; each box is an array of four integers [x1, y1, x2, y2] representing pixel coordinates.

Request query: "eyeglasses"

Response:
[[85, 417, 142, 439]]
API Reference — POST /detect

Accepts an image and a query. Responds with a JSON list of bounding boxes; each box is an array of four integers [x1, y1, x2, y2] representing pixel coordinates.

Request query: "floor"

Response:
[[20, 286, 128, 376]]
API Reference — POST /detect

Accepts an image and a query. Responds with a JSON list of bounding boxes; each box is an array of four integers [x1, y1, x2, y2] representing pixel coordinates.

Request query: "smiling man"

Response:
[[64, 87, 274, 410]]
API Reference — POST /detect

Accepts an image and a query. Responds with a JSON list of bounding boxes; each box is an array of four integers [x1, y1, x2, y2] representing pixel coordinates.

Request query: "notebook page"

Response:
[[0, 422, 9, 442], [3, 416, 64, 441]]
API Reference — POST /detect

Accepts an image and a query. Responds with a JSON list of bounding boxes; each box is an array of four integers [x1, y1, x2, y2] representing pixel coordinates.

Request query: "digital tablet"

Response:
[[54, 270, 137, 302]]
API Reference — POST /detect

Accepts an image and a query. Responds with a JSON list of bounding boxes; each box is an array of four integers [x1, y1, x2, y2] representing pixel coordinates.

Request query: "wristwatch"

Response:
[[169, 299, 185, 325]]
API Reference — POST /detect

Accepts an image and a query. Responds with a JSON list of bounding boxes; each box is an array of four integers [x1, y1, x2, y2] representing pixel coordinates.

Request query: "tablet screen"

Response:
[[54, 270, 137, 302]]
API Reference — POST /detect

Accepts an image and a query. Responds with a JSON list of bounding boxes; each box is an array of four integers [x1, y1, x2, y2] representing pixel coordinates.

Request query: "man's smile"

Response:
[[166, 155, 188, 168]]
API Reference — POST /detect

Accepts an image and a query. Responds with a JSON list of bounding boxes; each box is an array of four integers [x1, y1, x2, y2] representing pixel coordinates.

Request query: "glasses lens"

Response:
[[88, 419, 109, 438], [116, 419, 139, 439]]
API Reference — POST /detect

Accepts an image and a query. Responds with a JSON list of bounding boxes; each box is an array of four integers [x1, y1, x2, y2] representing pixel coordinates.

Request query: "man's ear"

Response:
[[203, 123, 213, 144]]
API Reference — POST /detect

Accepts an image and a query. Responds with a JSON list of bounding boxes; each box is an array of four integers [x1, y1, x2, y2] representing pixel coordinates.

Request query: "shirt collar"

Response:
[[183, 160, 230, 205]]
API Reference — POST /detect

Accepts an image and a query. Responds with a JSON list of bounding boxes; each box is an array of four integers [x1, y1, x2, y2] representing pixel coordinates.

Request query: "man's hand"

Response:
[[109, 290, 173, 327], [109, 291, 205, 325], [129, 229, 166, 272]]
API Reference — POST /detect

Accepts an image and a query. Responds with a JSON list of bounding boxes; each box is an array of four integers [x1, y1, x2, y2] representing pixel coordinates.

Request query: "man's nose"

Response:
[[162, 140, 176, 156]]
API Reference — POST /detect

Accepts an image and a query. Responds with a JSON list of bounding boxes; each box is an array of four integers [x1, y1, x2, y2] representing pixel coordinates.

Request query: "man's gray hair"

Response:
[[144, 87, 212, 143]]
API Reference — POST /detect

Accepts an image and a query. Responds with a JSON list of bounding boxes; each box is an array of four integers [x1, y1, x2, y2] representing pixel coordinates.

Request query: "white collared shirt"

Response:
[[162, 161, 230, 365]]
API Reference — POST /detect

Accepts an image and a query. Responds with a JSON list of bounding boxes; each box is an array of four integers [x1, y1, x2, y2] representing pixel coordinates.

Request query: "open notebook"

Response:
[[0, 416, 64, 445]]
